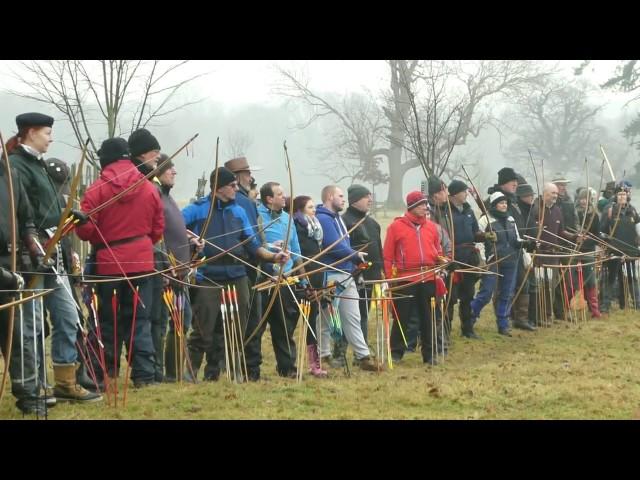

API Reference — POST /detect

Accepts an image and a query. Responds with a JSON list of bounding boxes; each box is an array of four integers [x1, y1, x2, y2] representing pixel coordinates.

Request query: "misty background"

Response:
[[1, 60, 639, 208]]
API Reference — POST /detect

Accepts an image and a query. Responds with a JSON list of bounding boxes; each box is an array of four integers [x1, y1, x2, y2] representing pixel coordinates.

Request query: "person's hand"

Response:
[[190, 236, 205, 253], [69, 209, 89, 226], [437, 256, 450, 265], [484, 231, 498, 242], [34, 255, 55, 273], [357, 251, 368, 263], [274, 251, 289, 264], [11, 272, 24, 291]]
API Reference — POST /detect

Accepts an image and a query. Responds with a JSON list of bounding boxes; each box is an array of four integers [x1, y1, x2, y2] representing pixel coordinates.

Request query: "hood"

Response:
[[99, 159, 145, 203], [316, 205, 338, 219]]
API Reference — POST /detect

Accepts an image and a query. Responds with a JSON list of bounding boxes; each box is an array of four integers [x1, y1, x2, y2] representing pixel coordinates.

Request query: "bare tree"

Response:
[[274, 66, 388, 187], [502, 79, 606, 179], [224, 129, 254, 159], [7, 60, 207, 167], [390, 60, 551, 201]]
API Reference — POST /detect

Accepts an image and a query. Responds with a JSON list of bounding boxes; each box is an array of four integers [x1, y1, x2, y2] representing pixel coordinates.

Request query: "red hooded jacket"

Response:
[[75, 159, 164, 275], [383, 212, 442, 282]]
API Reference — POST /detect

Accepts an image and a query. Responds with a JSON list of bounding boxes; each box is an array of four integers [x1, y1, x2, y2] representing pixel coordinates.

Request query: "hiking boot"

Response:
[[277, 368, 298, 379], [53, 363, 103, 403], [461, 330, 482, 340], [357, 356, 380, 372], [320, 355, 344, 368], [423, 357, 438, 366], [247, 368, 260, 382]]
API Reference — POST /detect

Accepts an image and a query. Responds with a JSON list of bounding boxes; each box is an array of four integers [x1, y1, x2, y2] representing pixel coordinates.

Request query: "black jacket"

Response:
[[487, 184, 525, 230], [294, 219, 324, 289], [0, 163, 37, 268], [450, 202, 481, 265], [600, 202, 640, 257], [557, 193, 577, 233], [341, 206, 383, 280]]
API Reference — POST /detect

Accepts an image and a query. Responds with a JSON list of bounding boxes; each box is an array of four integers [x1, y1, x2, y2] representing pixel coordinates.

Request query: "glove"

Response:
[[521, 239, 537, 253], [0, 268, 24, 291], [69, 209, 89, 226], [484, 231, 498, 242], [446, 261, 459, 273]]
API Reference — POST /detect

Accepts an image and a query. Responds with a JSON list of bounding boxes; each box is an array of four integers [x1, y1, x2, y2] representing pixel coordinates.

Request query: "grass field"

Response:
[[2, 210, 639, 420], [1, 305, 639, 420]]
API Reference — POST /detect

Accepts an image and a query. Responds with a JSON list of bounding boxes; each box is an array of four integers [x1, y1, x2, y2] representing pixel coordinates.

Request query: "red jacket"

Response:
[[75, 159, 164, 275], [383, 213, 442, 282]]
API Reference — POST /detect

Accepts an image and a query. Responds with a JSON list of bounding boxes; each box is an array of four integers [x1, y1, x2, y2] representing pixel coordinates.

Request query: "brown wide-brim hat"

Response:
[[224, 156, 262, 173]]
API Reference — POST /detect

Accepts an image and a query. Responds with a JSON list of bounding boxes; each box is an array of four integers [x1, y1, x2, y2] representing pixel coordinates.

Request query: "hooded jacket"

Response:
[[76, 159, 164, 275]]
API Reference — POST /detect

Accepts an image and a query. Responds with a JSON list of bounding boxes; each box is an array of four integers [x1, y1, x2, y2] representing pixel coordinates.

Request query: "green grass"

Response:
[[2, 306, 640, 420]]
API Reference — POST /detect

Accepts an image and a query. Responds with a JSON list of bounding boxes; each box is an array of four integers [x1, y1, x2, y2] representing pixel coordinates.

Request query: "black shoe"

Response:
[[498, 328, 512, 337], [247, 369, 260, 382], [203, 371, 220, 382], [461, 330, 482, 340], [391, 353, 403, 363], [513, 322, 536, 331], [133, 380, 160, 388], [16, 398, 47, 416], [423, 357, 438, 366], [277, 368, 297, 379]]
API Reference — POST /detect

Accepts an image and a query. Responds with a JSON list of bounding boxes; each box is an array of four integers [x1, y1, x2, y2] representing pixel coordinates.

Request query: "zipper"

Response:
[[416, 224, 425, 265]]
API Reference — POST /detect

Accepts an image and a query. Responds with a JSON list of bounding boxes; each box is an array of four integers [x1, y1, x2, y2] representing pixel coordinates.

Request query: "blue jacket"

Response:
[[182, 195, 261, 281], [257, 203, 301, 274], [315, 205, 359, 271]]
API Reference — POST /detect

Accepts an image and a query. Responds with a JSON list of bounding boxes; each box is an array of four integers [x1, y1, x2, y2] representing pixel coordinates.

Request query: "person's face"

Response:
[[578, 197, 588, 209], [433, 189, 448, 205], [496, 200, 508, 212], [544, 186, 558, 205], [303, 199, 316, 217], [236, 170, 253, 190], [25, 127, 53, 154], [159, 165, 177, 187], [520, 194, 534, 206], [555, 183, 568, 196], [451, 190, 467, 204], [617, 191, 628, 205], [411, 202, 429, 218], [352, 194, 372, 213], [268, 185, 286, 211], [139, 150, 161, 168], [331, 188, 346, 212], [216, 180, 239, 201], [502, 180, 518, 194]]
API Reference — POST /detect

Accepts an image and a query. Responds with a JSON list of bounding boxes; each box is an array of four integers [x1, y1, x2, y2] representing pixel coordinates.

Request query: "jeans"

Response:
[[27, 272, 80, 364], [471, 262, 518, 331]]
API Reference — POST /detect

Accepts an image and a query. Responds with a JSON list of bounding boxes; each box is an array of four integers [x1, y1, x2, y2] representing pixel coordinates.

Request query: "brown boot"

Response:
[[357, 356, 382, 372], [53, 363, 103, 403]]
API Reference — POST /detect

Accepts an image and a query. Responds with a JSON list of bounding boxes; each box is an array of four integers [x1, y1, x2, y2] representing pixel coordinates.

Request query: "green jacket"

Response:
[[10, 145, 65, 231]]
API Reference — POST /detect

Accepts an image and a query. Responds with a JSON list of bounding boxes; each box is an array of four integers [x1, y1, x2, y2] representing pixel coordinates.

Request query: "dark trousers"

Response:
[[96, 276, 155, 383], [188, 276, 249, 379], [257, 288, 299, 375], [243, 268, 263, 372], [391, 281, 441, 362], [445, 272, 478, 336]]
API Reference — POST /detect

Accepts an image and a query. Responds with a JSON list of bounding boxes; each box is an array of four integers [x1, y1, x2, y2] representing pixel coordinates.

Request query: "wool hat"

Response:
[[128, 128, 161, 158], [497, 167, 518, 185], [98, 138, 130, 169], [406, 191, 429, 210], [348, 184, 371, 205], [516, 183, 535, 197], [489, 191, 508, 207], [210, 166, 236, 190]]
